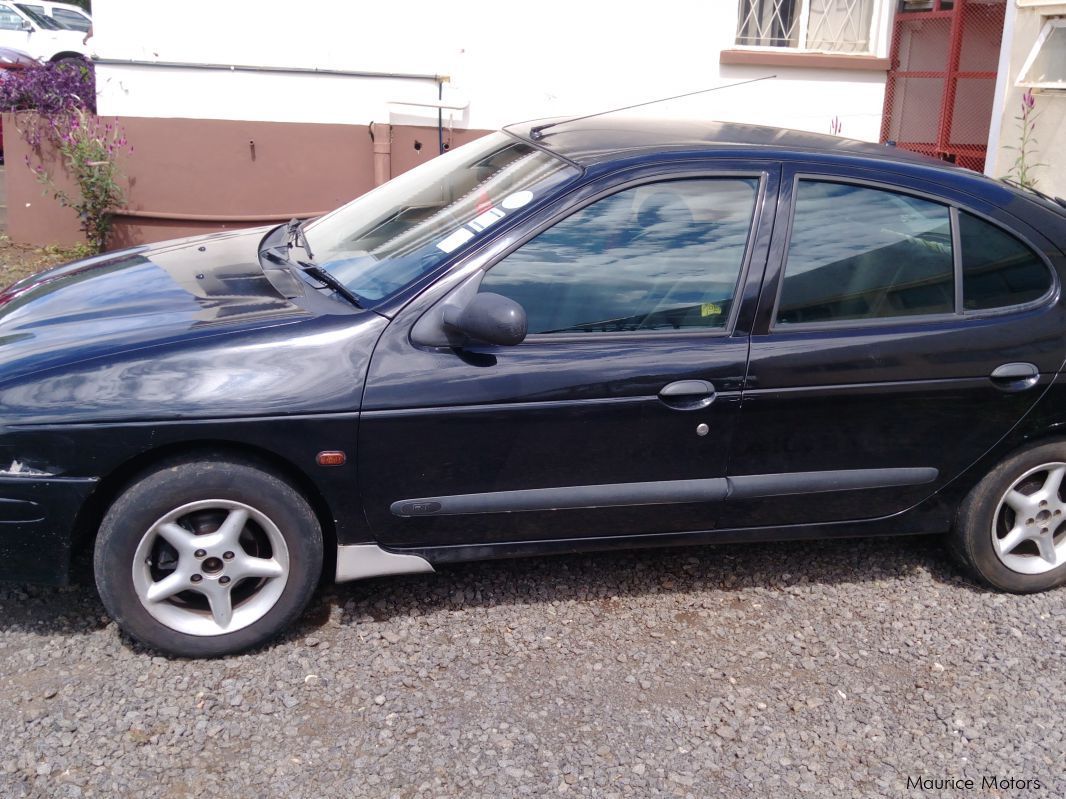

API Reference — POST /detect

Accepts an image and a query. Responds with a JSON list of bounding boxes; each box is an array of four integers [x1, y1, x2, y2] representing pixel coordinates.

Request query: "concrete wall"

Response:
[[988, 1, 1066, 196], [4, 116, 489, 249]]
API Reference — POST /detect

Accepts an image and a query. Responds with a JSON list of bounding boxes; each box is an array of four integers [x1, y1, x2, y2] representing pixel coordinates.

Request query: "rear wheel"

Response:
[[94, 458, 323, 657], [952, 442, 1066, 593]]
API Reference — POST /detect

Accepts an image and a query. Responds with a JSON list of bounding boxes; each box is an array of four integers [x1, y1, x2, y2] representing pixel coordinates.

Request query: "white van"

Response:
[[0, 1, 87, 62], [15, 1, 90, 33]]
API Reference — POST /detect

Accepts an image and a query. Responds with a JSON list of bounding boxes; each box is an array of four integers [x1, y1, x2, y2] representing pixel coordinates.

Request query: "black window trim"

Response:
[[767, 173, 1060, 334], [475, 167, 774, 344]]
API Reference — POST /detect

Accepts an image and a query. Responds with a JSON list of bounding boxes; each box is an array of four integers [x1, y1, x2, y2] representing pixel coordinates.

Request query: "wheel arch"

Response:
[[49, 52, 87, 63], [69, 439, 338, 584], [939, 425, 1066, 522]]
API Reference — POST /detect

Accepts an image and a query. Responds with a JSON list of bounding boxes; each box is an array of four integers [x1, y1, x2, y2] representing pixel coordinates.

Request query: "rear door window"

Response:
[[776, 180, 954, 325], [53, 8, 89, 30], [775, 179, 1055, 327]]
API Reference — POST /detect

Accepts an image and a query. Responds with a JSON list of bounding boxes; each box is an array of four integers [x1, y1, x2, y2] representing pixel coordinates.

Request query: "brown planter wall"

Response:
[[3, 114, 490, 250]]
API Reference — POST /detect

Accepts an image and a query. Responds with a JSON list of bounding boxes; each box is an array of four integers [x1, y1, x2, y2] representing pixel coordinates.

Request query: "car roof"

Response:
[[505, 115, 954, 171]]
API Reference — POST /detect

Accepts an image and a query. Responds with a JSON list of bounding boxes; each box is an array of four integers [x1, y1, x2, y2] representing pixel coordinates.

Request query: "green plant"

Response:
[[26, 109, 132, 254], [0, 59, 130, 254], [1006, 89, 1046, 190], [42, 241, 95, 260]]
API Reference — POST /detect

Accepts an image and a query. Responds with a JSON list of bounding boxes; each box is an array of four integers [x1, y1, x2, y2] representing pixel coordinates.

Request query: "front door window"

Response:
[[480, 178, 760, 335]]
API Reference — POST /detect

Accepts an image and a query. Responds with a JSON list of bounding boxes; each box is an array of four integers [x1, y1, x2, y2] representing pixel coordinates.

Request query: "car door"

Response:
[[719, 162, 1066, 530], [359, 163, 779, 548]]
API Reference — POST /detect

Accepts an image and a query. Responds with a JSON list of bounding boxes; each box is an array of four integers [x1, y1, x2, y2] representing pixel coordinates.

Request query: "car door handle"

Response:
[[658, 380, 716, 410], [990, 362, 1040, 393]]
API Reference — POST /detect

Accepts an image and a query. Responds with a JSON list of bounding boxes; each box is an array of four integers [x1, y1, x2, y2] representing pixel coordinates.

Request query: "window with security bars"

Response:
[[736, 0, 879, 53]]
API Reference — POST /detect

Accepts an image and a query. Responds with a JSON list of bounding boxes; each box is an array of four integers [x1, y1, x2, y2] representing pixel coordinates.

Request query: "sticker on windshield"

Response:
[[501, 190, 534, 210], [436, 227, 475, 254], [468, 207, 505, 233]]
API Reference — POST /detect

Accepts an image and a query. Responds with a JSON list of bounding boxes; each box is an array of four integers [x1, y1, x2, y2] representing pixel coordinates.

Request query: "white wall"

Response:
[[93, 0, 891, 141], [988, 1, 1066, 197]]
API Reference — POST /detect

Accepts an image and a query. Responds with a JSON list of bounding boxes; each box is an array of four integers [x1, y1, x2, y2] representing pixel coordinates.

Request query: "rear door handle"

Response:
[[990, 362, 1039, 393], [658, 379, 716, 410]]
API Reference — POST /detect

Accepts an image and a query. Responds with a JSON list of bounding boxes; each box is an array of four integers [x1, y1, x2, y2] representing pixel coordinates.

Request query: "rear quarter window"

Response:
[[959, 211, 1054, 311]]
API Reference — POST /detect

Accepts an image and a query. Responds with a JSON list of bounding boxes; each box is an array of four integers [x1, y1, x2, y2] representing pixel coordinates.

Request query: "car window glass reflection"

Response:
[[777, 181, 954, 325], [0, 6, 24, 28], [960, 211, 1052, 311], [480, 178, 759, 334], [306, 133, 579, 304]]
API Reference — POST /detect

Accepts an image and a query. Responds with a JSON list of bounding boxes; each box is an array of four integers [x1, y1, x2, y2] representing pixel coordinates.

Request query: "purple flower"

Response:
[[1022, 88, 1036, 112], [0, 60, 95, 115]]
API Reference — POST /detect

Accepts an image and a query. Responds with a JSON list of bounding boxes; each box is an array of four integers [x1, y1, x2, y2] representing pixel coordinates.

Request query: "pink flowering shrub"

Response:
[[1006, 88, 1044, 190], [0, 60, 132, 253]]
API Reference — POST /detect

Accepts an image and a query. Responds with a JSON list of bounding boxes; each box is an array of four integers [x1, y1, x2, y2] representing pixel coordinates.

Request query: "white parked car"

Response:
[[0, 1, 86, 62], [15, 1, 90, 33]]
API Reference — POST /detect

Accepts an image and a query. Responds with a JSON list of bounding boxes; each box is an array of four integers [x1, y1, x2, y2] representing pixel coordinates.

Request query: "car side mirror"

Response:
[[442, 292, 527, 347], [21, 22, 33, 32]]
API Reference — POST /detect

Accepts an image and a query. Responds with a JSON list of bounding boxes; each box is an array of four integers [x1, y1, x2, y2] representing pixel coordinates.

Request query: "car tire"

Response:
[[951, 441, 1066, 593], [94, 457, 323, 657]]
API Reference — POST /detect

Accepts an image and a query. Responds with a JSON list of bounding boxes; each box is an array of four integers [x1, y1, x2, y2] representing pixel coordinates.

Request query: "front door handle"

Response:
[[659, 379, 716, 410], [990, 362, 1039, 393]]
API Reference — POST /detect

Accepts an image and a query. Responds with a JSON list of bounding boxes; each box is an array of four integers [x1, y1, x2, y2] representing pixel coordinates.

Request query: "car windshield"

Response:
[[303, 132, 579, 303], [14, 4, 62, 28]]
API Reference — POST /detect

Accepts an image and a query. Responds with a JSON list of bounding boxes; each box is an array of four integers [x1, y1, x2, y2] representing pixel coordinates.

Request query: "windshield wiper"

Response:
[[292, 258, 363, 308], [266, 219, 363, 308], [286, 217, 315, 260]]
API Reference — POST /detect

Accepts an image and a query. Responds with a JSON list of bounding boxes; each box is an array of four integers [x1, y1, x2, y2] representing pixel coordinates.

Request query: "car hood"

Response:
[[0, 227, 388, 423]]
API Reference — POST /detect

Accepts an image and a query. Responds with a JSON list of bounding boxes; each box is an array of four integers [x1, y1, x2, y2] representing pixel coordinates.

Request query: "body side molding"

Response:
[[335, 544, 435, 583], [389, 468, 939, 518], [391, 478, 731, 517], [728, 467, 938, 499]]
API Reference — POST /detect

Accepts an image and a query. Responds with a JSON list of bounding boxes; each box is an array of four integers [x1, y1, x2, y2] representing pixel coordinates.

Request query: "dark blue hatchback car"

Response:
[[3, 117, 1066, 656]]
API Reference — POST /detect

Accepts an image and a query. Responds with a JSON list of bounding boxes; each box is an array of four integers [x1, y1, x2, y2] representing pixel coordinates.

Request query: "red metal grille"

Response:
[[881, 0, 1005, 171]]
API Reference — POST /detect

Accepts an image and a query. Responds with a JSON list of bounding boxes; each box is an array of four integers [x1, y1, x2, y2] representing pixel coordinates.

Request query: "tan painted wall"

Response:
[[989, 4, 1066, 196], [2, 115, 490, 250]]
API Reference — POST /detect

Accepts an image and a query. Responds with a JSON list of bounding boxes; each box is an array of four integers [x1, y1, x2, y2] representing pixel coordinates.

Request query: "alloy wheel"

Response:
[[991, 462, 1066, 575], [131, 499, 290, 636]]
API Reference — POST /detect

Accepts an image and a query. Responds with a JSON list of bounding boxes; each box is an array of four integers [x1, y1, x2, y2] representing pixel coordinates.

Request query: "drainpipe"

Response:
[[438, 80, 444, 154], [370, 122, 391, 186]]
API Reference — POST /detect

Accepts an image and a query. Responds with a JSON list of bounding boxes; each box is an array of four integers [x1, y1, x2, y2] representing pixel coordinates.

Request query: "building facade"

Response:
[[988, 1, 1066, 195], [5, 0, 1060, 249]]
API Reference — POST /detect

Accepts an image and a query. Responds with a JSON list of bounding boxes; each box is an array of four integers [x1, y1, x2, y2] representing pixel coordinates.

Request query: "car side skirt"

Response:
[[382, 508, 953, 570], [335, 544, 435, 583]]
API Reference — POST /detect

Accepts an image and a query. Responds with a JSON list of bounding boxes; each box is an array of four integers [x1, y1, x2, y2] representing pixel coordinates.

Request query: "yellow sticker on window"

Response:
[[701, 303, 722, 317]]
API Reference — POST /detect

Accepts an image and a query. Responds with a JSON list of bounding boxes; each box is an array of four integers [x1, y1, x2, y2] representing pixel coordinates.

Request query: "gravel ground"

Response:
[[0, 535, 1063, 799]]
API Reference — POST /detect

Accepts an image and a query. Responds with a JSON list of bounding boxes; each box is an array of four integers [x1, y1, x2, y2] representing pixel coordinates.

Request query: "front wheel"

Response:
[[952, 441, 1066, 593], [94, 458, 323, 657]]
